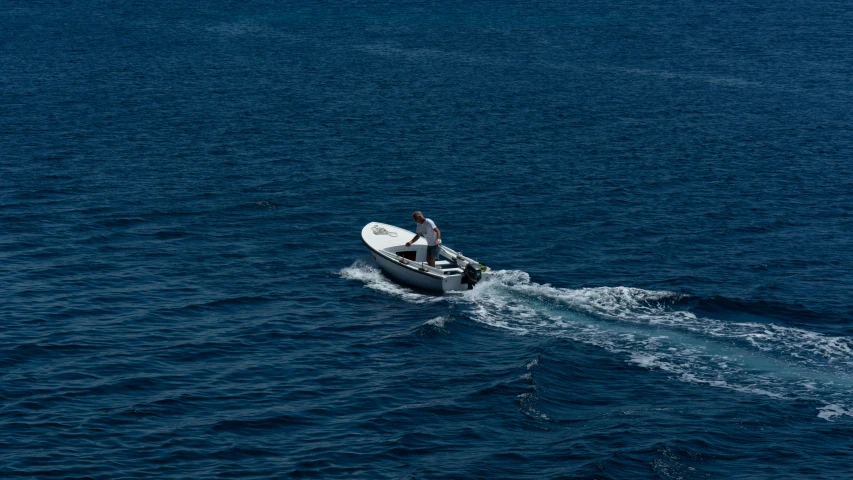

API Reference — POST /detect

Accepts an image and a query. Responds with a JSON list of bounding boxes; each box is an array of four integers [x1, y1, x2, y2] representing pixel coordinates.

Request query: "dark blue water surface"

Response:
[[3, 1, 853, 478]]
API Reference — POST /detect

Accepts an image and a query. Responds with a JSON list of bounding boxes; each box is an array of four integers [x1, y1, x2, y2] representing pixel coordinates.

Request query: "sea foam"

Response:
[[341, 263, 853, 420]]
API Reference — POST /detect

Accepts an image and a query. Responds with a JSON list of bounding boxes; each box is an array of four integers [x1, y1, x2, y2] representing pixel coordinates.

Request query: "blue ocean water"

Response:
[[3, 0, 853, 477]]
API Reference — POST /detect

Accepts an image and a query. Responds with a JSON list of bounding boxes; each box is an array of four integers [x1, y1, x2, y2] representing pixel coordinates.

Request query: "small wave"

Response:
[[817, 404, 853, 421], [96, 217, 146, 228], [210, 413, 318, 432], [517, 392, 550, 421], [611, 67, 762, 88], [415, 316, 452, 338], [153, 231, 190, 239], [425, 316, 448, 328], [521, 358, 538, 381], [157, 296, 273, 316], [692, 295, 824, 323], [202, 296, 272, 308]]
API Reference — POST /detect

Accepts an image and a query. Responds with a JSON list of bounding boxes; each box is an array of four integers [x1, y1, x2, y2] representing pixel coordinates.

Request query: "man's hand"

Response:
[[405, 241, 412, 247], [436, 239, 441, 245]]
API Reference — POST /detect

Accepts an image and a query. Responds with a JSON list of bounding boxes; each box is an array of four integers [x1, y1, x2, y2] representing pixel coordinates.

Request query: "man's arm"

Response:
[[406, 234, 420, 247], [433, 227, 441, 244]]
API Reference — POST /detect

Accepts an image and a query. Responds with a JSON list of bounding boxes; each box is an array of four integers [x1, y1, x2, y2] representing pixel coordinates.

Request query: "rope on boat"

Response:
[[371, 225, 398, 237]]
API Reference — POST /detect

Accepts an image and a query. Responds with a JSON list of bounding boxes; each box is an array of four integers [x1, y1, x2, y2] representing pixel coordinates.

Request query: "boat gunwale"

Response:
[[360, 236, 449, 280]]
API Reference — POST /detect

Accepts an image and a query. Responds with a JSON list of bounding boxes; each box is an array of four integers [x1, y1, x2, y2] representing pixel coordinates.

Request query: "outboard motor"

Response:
[[463, 262, 482, 288]]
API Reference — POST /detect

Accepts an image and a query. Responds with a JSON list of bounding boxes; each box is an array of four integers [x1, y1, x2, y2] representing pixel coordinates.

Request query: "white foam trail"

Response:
[[483, 270, 853, 370], [339, 260, 440, 304], [341, 263, 853, 420], [818, 404, 853, 421], [475, 271, 853, 419]]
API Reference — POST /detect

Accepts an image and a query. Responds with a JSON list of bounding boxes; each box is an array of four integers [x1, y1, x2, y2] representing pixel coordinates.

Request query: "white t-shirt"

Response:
[[416, 218, 439, 246]]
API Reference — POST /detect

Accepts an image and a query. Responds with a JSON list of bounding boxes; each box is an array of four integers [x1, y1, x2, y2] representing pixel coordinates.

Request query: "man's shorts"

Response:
[[427, 244, 441, 259]]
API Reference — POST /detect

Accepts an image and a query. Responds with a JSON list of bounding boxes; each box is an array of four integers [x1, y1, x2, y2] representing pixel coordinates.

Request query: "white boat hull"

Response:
[[369, 249, 466, 291], [361, 222, 488, 293]]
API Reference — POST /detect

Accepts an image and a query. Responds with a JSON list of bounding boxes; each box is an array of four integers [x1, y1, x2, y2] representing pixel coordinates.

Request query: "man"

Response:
[[405, 211, 441, 267]]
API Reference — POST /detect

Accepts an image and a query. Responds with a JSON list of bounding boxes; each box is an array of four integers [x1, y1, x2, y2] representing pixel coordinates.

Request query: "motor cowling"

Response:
[[463, 262, 482, 288]]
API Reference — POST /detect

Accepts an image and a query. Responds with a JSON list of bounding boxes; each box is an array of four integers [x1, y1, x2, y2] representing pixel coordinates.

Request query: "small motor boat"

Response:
[[361, 222, 490, 292]]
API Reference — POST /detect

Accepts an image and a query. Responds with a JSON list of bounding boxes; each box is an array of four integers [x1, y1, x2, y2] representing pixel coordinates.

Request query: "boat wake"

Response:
[[339, 260, 443, 304], [340, 261, 853, 420]]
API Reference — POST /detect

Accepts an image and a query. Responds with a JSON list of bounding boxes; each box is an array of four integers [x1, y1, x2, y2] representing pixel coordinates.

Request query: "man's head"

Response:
[[412, 211, 425, 224]]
